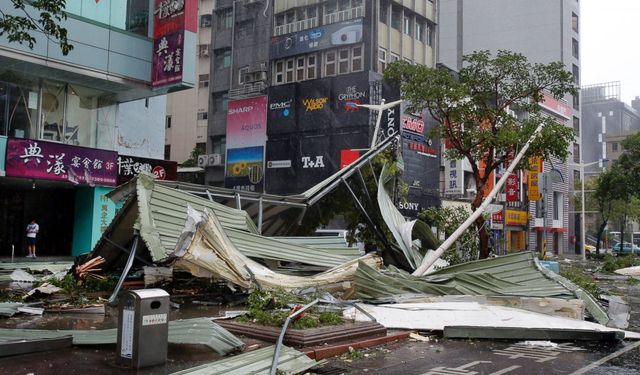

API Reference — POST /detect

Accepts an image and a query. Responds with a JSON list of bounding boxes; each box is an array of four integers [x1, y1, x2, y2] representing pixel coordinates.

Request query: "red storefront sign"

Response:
[[505, 173, 519, 202]]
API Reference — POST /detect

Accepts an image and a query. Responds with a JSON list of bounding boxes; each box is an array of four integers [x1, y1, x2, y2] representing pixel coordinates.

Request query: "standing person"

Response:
[[25, 218, 39, 258]]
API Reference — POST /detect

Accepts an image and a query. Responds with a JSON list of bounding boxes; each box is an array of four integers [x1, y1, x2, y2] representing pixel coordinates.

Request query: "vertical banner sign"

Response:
[[528, 156, 542, 201], [444, 159, 464, 195], [506, 172, 520, 202], [225, 96, 268, 192], [152, 0, 197, 89]]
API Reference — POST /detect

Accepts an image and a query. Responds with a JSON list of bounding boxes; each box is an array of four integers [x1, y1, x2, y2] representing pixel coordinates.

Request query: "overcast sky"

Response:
[[581, 0, 640, 104]]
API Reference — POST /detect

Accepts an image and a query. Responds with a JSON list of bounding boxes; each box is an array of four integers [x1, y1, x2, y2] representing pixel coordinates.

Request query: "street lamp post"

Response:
[[570, 160, 602, 261]]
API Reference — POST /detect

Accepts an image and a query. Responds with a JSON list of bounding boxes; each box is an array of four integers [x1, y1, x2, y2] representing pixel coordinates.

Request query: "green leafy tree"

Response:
[[590, 169, 629, 254], [419, 206, 483, 265], [384, 50, 576, 258], [611, 133, 640, 250], [180, 144, 206, 167], [0, 0, 73, 55]]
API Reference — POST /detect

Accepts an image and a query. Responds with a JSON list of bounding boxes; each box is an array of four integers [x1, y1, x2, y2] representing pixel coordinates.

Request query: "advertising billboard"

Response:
[[116, 155, 177, 185], [267, 85, 297, 134], [5, 138, 118, 186], [332, 74, 370, 128], [152, 0, 197, 89], [225, 96, 268, 192], [270, 18, 363, 60], [297, 78, 333, 131]]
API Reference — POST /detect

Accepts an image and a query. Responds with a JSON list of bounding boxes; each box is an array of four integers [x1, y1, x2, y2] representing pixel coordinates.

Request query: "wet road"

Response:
[[328, 338, 640, 375]]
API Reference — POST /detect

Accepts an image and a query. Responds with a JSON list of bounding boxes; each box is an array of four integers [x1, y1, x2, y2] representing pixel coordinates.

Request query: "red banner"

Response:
[[506, 173, 519, 202]]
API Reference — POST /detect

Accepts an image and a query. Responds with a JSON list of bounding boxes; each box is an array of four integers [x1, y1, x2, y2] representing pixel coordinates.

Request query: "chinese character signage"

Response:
[[117, 155, 177, 185], [152, 0, 197, 90], [5, 138, 118, 186], [270, 18, 363, 60], [505, 209, 528, 226], [444, 159, 464, 195], [225, 96, 268, 192], [506, 172, 520, 202], [528, 157, 542, 201]]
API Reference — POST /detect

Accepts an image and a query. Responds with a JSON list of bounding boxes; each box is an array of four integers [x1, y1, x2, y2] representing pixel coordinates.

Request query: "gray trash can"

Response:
[[116, 289, 170, 368]]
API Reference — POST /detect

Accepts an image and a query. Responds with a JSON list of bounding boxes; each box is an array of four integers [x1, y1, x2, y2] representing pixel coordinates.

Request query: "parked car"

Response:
[[612, 242, 640, 254], [584, 244, 596, 254]]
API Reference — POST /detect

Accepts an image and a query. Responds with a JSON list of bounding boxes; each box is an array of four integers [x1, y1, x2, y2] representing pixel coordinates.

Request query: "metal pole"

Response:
[[370, 99, 385, 147], [107, 233, 140, 306], [580, 160, 587, 261], [413, 121, 547, 276], [11, 244, 14, 263]]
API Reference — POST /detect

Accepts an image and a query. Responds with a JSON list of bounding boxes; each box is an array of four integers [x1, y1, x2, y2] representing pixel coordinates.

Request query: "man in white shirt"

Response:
[[25, 219, 39, 258]]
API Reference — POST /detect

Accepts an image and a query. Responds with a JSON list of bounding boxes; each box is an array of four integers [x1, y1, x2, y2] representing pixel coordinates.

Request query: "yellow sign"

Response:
[[505, 209, 528, 225], [528, 171, 541, 201], [528, 156, 543, 173]]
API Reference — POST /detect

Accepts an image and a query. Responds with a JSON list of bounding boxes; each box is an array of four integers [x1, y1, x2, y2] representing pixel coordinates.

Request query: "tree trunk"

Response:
[[476, 215, 490, 258], [471, 191, 489, 258], [595, 219, 607, 255]]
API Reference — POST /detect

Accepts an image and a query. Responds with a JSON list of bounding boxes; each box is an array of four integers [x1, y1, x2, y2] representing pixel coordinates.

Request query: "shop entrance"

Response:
[[0, 179, 75, 257]]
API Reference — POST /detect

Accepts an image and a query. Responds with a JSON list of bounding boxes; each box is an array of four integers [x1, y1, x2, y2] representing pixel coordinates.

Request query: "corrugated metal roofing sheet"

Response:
[[357, 252, 574, 301], [170, 345, 320, 375], [0, 318, 244, 355]]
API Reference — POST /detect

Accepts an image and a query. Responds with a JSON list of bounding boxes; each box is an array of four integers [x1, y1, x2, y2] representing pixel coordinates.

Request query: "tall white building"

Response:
[[439, 0, 581, 255]]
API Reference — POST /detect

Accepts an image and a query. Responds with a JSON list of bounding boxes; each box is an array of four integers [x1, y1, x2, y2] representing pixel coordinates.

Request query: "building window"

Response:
[[338, 48, 350, 74], [217, 8, 233, 29], [274, 60, 284, 84], [390, 53, 400, 63], [351, 45, 362, 72], [612, 142, 618, 152], [165, 115, 172, 129], [164, 145, 171, 160], [296, 56, 306, 81], [572, 64, 579, 86], [378, 48, 387, 72], [573, 91, 580, 110], [324, 50, 337, 76], [573, 116, 580, 137], [391, 5, 401, 30], [379, 0, 388, 24], [238, 66, 249, 84], [403, 16, 412, 35], [426, 22, 434, 47], [214, 49, 231, 69], [307, 55, 317, 79], [285, 58, 295, 82], [415, 22, 423, 42], [572, 38, 579, 59], [213, 93, 229, 113], [200, 14, 212, 28], [553, 192, 563, 221], [197, 111, 208, 120], [572, 12, 579, 32], [211, 136, 226, 155], [199, 74, 209, 88], [573, 143, 580, 163]]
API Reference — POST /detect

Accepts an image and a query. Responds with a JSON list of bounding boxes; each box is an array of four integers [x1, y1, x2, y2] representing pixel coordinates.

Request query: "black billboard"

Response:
[[297, 78, 333, 132], [332, 74, 370, 128], [117, 155, 177, 185], [267, 84, 297, 134]]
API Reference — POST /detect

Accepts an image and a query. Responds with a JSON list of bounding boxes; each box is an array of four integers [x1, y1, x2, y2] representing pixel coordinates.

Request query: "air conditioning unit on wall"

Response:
[[198, 154, 223, 167]]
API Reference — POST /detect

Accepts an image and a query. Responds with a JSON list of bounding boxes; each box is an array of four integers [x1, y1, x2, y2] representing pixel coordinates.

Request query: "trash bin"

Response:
[[116, 289, 170, 368]]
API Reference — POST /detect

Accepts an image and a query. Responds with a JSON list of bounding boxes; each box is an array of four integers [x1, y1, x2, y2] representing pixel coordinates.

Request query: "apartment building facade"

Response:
[[203, 0, 440, 216], [438, 0, 581, 255]]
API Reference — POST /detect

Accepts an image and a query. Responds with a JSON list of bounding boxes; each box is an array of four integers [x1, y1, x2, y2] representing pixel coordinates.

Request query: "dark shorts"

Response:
[[26, 237, 37, 245]]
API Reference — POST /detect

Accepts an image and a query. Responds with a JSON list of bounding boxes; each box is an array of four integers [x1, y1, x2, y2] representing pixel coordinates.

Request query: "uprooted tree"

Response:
[[385, 50, 576, 259], [0, 0, 73, 55]]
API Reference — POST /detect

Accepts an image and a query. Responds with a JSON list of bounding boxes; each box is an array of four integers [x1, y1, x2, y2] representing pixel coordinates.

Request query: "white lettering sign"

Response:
[[301, 156, 325, 168]]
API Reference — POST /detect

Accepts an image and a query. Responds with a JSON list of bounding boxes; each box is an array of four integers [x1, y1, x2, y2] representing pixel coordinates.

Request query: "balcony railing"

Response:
[[323, 6, 364, 25], [229, 81, 267, 99], [274, 17, 319, 36]]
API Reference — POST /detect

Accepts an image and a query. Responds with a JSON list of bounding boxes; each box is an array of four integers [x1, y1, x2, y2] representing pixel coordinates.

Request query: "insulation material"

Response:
[[173, 207, 382, 292]]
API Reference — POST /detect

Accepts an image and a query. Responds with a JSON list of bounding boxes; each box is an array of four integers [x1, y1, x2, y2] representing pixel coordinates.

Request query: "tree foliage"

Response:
[[419, 206, 483, 265], [0, 0, 73, 55], [180, 144, 206, 167], [384, 50, 577, 258]]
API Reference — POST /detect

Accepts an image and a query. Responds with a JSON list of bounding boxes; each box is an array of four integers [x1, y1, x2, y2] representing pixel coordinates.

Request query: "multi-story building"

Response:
[[165, 0, 215, 164], [438, 0, 580, 256], [0, 1, 196, 256], [204, 0, 440, 217], [582, 82, 640, 171]]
